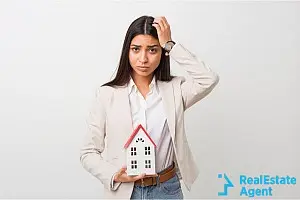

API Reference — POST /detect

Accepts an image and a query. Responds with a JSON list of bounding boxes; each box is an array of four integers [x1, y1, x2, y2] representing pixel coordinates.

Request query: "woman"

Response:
[[80, 15, 219, 199]]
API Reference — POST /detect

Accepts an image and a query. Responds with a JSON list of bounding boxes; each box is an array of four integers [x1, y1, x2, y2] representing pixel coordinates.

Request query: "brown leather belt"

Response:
[[134, 162, 176, 187]]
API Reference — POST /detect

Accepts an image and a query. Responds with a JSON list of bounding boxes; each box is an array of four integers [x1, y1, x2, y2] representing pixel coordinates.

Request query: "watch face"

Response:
[[165, 42, 173, 51], [165, 44, 172, 51]]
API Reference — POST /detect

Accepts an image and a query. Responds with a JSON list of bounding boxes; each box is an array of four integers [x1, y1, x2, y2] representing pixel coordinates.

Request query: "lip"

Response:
[[136, 66, 149, 72], [137, 66, 149, 68]]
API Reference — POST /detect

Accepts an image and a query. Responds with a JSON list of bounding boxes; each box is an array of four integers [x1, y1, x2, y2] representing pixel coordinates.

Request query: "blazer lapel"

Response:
[[157, 80, 176, 139], [114, 86, 134, 146]]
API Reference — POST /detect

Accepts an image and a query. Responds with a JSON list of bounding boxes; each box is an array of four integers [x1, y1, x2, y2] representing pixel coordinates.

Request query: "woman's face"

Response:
[[129, 34, 162, 79]]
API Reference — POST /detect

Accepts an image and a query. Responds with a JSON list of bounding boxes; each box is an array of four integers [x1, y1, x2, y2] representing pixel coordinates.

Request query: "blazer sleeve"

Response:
[[169, 43, 220, 110], [80, 86, 121, 191]]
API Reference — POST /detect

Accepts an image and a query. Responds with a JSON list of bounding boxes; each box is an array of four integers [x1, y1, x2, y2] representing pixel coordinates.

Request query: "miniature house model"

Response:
[[124, 124, 156, 176]]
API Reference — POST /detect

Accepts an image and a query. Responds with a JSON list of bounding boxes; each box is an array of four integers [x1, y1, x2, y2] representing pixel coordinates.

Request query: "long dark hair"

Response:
[[102, 15, 174, 87]]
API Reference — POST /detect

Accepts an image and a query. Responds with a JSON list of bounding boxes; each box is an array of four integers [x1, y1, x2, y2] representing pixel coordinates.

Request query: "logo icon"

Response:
[[218, 173, 234, 196]]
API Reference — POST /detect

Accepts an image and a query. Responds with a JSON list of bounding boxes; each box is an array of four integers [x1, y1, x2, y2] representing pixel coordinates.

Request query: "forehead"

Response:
[[130, 34, 159, 45]]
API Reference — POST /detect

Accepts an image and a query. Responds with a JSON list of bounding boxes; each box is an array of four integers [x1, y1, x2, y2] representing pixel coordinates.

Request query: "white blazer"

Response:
[[80, 43, 219, 199]]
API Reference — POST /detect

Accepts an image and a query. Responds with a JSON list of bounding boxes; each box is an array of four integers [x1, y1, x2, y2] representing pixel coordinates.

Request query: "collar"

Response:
[[128, 75, 157, 95]]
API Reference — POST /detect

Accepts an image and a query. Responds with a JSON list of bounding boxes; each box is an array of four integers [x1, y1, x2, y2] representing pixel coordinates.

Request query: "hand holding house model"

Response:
[[124, 124, 157, 176]]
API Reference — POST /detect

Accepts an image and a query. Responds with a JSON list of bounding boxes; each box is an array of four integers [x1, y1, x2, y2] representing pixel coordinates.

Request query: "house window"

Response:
[[131, 147, 137, 156], [131, 160, 137, 169], [145, 160, 151, 168], [145, 146, 151, 155]]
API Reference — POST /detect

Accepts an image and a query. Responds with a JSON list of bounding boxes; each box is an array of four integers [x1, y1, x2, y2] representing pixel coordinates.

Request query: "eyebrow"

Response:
[[130, 44, 159, 48]]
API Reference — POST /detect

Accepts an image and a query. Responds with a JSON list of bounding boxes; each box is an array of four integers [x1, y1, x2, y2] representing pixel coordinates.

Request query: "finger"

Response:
[[161, 16, 169, 29], [116, 166, 126, 177], [121, 167, 126, 171], [154, 17, 166, 30], [152, 23, 162, 35], [133, 173, 146, 181], [119, 166, 127, 174], [162, 16, 169, 26], [114, 166, 127, 182]]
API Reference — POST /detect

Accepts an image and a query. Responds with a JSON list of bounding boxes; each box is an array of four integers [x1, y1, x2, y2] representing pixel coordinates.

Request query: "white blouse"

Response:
[[127, 76, 174, 173], [111, 76, 174, 189]]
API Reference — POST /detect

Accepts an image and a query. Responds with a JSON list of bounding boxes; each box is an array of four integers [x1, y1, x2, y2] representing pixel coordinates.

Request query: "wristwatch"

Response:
[[163, 40, 176, 56]]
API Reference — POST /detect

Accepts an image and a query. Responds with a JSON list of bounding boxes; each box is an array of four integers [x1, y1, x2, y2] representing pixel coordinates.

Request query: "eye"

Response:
[[131, 47, 139, 52], [149, 48, 157, 54]]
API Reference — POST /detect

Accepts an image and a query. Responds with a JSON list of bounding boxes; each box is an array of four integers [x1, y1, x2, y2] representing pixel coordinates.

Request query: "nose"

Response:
[[138, 50, 148, 64]]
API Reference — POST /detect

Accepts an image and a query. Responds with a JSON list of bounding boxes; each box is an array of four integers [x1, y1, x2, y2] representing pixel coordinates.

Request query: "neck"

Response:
[[131, 73, 153, 88]]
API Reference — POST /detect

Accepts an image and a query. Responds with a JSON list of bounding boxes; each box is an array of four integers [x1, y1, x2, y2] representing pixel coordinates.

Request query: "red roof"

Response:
[[124, 124, 156, 149]]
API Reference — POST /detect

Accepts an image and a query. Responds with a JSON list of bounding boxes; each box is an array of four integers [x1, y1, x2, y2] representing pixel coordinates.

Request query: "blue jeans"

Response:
[[130, 174, 184, 199]]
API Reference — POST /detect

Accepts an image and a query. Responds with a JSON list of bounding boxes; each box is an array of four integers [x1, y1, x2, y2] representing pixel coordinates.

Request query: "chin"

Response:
[[138, 72, 153, 77], [133, 70, 154, 77]]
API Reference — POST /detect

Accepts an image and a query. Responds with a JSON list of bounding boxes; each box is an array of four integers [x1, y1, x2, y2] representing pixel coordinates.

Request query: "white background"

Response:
[[0, 1, 299, 199]]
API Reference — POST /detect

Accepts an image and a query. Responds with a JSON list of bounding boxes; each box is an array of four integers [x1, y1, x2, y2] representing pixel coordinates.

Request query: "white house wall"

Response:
[[126, 130, 156, 176]]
